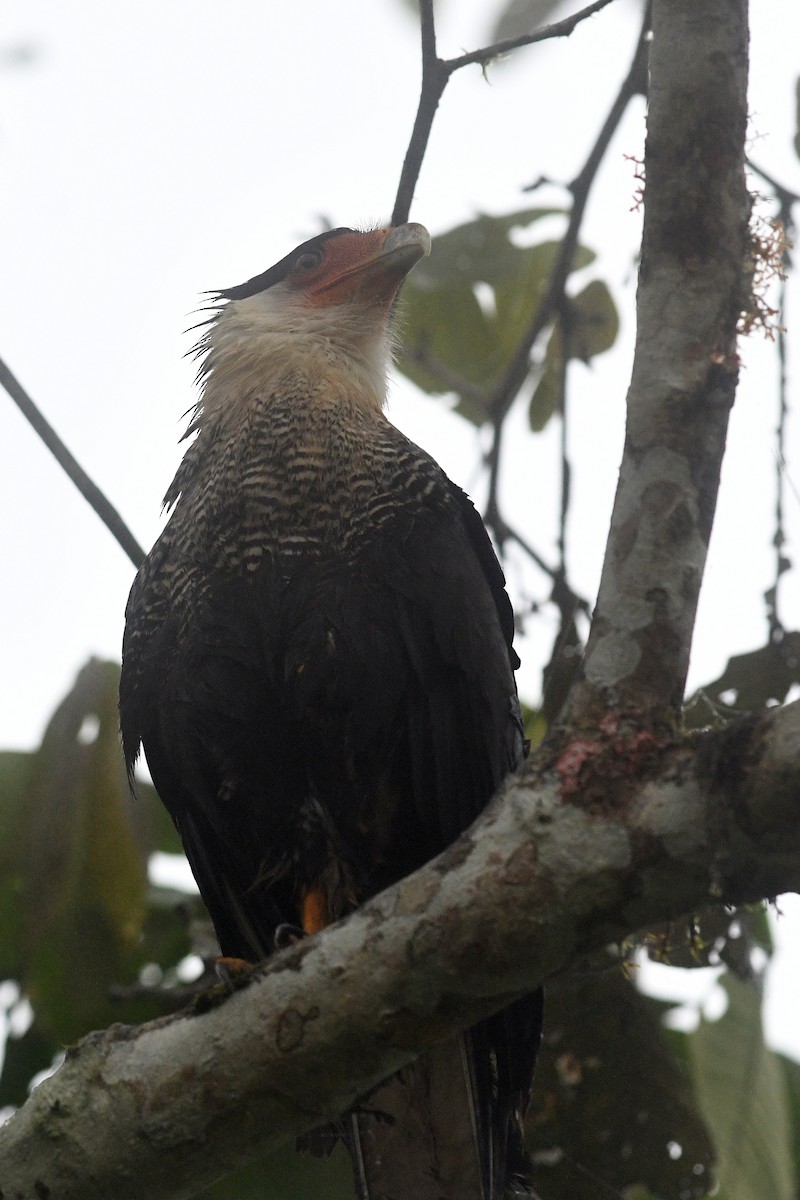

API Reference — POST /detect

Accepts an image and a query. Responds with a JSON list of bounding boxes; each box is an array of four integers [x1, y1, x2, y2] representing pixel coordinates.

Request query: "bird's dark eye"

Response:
[[292, 249, 324, 274]]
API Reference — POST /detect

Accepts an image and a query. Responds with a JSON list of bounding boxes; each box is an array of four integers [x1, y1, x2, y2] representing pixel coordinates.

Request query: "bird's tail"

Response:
[[348, 1036, 486, 1200], [343, 993, 542, 1200]]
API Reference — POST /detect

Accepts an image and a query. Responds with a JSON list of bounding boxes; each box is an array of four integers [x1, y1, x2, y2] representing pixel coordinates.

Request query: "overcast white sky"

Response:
[[1, 0, 800, 1052]]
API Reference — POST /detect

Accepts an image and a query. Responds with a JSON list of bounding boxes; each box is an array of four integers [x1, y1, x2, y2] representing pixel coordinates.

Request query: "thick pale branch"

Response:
[[2, 703, 799, 1200], [569, 0, 751, 724]]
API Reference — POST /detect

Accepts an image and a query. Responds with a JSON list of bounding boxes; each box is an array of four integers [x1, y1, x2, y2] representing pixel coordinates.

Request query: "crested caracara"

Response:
[[120, 222, 541, 1200]]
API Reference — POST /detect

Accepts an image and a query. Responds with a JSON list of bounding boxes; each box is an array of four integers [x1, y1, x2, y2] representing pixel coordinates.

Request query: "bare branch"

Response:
[[568, 0, 750, 725], [746, 159, 800, 211], [445, 0, 619, 73], [746, 160, 798, 642], [392, 2, 447, 225], [392, 0, 621, 226], [2, 701, 799, 1200], [0, 355, 145, 569], [488, 7, 651, 426]]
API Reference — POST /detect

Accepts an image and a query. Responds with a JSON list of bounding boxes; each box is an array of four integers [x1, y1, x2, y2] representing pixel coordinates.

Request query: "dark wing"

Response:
[[121, 559, 310, 959], [380, 480, 525, 850], [120, 466, 540, 1198]]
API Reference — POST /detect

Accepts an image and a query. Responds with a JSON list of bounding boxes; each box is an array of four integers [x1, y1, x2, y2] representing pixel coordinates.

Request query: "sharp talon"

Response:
[[275, 923, 305, 949], [215, 956, 254, 988]]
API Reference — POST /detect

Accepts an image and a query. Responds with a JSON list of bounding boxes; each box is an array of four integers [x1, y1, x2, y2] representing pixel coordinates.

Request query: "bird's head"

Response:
[[196, 223, 431, 415]]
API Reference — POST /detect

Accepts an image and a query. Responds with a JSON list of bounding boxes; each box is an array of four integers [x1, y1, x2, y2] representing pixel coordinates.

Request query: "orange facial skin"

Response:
[[286, 224, 431, 310]]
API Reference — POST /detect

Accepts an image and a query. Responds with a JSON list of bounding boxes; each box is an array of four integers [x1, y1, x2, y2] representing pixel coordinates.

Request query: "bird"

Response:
[[119, 222, 542, 1200]]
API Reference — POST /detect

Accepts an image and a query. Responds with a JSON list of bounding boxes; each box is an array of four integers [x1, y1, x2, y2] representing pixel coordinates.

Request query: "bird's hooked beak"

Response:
[[373, 223, 432, 279], [302, 223, 431, 309]]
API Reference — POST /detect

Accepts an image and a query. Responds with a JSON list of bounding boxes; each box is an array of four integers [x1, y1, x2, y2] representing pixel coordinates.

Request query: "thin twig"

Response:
[[392, 0, 636, 636], [483, 414, 590, 617], [746, 163, 799, 643], [485, 476, 592, 618], [770, 263, 790, 642], [446, 0, 619, 73], [484, 414, 506, 542], [746, 159, 800, 210], [392, 1, 447, 225], [0, 355, 146, 569], [392, 0, 621, 226], [489, 4, 651, 424], [481, 8, 649, 630], [556, 298, 571, 577]]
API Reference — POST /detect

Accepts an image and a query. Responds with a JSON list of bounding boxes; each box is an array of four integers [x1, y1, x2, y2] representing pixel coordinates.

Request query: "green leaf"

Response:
[[690, 975, 797, 1200], [541, 611, 583, 723], [0, 1023, 59, 1109], [742, 901, 774, 956], [566, 279, 620, 361], [408, 209, 566, 289], [399, 209, 602, 426], [779, 1052, 800, 1186], [18, 659, 150, 1042], [521, 703, 548, 750], [686, 633, 800, 725], [490, 0, 564, 45], [136, 776, 185, 857], [528, 324, 565, 431], [0, 751, 34, 978], [528, 280, 620, 431]]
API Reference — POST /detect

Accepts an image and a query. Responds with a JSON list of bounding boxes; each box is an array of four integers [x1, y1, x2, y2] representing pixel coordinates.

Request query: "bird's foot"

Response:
[[274, 923, 305, 949], [215, 956, 255, 989]]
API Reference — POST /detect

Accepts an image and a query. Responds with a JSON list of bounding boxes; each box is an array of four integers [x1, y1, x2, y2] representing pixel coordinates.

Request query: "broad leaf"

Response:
[[779, 1052, 800, 1188], [529, 324, 565, 431], [0, 751, 33, 978], [567, 278, 620, 361], [399, 209, 602, 426], [690, 975, 796, 1200], [686, 633, 800, 726], [528, 279, 619, 430], [0, 1023, 59, 1109], [490, 0, 565, 45], [18, 660, 149, 1041]]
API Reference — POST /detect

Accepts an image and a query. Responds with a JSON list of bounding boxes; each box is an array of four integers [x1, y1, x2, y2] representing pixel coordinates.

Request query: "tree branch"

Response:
[[392, 0, 620, 225], [392, 1, 448, 227], [0, 355, 146, 569], [481, 15, 650, 630], [444, 0, 619, 74], [1, 701, 799, 1200], [566, 0, 750, 726], [488, 7, 651, 426]]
